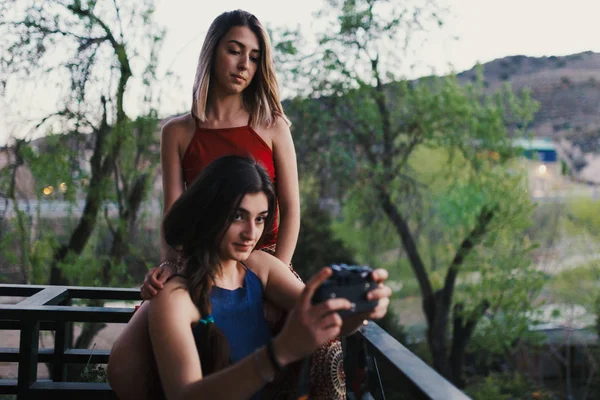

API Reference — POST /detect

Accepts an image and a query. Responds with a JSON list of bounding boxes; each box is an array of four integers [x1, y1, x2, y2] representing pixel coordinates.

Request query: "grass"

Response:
[[544, 261, 600, 308]]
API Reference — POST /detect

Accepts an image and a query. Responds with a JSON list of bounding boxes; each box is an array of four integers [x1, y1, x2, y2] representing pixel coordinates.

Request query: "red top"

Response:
[[181, 123, 278, 247]]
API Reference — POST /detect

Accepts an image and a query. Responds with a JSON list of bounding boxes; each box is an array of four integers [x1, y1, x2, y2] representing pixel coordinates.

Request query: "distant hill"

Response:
[[457, 51, 600, 150], [4, 52, 600, 199], [469, 51, 600, 184]]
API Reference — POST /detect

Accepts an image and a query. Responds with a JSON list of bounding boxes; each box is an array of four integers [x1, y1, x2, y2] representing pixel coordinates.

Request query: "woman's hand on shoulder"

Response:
[[140, 261, 177, 300], [150, 276, 192, 307]]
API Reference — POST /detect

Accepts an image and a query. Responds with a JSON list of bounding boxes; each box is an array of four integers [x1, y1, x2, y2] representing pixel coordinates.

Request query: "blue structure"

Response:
[[514, 138, 557, 162]]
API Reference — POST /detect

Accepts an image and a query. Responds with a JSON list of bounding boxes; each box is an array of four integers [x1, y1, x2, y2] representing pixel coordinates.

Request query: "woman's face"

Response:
[[219, 192, 269, 262], [212, 26, 261, 95]]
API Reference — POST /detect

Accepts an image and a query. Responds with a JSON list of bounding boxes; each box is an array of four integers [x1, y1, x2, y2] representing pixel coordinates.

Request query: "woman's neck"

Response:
[[214, 259, 245, 290], [206, 89, 246, 124]]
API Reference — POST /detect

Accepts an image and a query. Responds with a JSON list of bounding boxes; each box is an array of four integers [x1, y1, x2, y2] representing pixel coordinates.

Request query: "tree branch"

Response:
[[112, 0, 126, 42], [443, 206, 495, 304], [450, 300, 490, 386], [377, 186, 433, 298], [4, 20, 85, 40], [66, 3, 119, 49]]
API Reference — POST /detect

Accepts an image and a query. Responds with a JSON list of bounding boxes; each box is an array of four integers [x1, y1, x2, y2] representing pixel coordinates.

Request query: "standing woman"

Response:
[[144, 9, 299, 293], [137, 9, 346, 399]]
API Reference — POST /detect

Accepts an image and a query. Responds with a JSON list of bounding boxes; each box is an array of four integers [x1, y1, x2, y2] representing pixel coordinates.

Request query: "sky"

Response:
[[1, 0, 600, 145]]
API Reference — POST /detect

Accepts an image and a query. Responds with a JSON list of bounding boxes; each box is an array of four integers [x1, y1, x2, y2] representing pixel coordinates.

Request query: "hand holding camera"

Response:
[[312, 264, 392, 320], [273, 265, 392, 367]]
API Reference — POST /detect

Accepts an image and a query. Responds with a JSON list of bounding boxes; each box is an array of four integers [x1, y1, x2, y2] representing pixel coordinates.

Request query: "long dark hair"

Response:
[[163, 155, 276, 374]]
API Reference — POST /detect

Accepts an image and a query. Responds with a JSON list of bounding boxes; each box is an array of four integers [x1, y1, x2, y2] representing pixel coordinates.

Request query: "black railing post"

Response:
[[345, 331, 377, 400], [53, 321, 69, 381], [366, 352, 385, 400], [17, 319, 40, 399]]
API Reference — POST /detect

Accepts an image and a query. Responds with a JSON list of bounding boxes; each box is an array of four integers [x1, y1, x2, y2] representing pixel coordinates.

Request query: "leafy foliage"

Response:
[[465, 372, 555, 400], [284, 0, 542, 385]]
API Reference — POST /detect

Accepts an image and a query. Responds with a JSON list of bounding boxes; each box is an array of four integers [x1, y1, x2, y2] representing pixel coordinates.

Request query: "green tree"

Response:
[[285, 0, 540, 386], [0, 0, 165, 377]]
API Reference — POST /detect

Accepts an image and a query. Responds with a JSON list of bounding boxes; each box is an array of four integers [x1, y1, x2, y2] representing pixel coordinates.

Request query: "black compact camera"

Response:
[[311, 264, 378, 317]]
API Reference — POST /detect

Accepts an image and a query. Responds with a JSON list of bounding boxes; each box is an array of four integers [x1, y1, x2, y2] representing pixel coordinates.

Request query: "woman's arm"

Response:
[[160, 119, 187, 261], [271, 117, 301, 265], [149, 274, 351, 400], [247, 251, 392, 337], [148, 282, 279, 400], [246, 250, 304, 311], [142, 118, 188, 298]]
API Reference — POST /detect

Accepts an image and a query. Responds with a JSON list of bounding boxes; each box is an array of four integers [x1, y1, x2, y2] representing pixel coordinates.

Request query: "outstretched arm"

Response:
[[148, 281, 279, 400], [148, 274, 351, 400], [248, 251, 392, 337]]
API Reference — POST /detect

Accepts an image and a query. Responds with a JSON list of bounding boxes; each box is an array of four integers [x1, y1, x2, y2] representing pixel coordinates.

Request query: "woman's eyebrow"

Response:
[[237, 207, 269, 215], [228, 39, 261, 54]]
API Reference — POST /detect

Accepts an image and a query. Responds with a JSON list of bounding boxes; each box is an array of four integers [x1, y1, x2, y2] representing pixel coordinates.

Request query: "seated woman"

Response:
[[107, 156, 392, 400]]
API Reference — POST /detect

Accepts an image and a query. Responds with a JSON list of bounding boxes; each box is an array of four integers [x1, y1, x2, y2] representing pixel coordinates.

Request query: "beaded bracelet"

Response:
[[159, 260, 178, 270]]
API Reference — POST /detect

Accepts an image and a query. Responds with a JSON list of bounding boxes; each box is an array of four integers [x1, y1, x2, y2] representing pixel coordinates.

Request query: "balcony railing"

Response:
[[0, 283, 471, 400]]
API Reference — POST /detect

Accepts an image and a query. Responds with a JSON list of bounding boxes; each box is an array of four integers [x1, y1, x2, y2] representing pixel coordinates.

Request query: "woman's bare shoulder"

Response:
[[161, 113, 196, 140], [255, 115, 291, 146], [245, 250, 287, 283], [263, 114, 290, 133], [161, 113, 197, 158], [150, 276, 199, 321]]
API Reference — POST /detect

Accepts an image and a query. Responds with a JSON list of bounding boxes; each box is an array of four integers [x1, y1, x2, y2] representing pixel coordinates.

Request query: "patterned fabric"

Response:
[[260, 245, 346, 400]]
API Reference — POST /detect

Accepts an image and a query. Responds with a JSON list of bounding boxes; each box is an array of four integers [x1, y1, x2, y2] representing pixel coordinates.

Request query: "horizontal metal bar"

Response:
[[0, 305, 135, 323], [0, 283, 141, 301], [0, 347, 111, 364], [0, 285, 42, 297], [68, 287, 141, 301], [360, 323, 471, 400], [17, 287, 69, 306], [0, 379, 17, 394], [0, 320, 57, 330], [63, 348, 111, 363], [31, 381, 117, 399], [1, 380, 117, 399]]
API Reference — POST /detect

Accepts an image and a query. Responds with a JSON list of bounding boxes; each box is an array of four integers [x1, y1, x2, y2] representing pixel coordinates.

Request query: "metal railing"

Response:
[[0, 283, 471, 400], [345, 324, 471, 400], [0, 284, 138, 399]]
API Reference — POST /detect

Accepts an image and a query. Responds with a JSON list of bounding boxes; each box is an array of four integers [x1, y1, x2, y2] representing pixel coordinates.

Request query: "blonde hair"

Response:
[[191, 10, 289, 128]]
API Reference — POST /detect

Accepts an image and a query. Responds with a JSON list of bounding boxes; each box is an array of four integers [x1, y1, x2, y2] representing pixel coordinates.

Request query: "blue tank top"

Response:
[[192, 266, 271, 399]]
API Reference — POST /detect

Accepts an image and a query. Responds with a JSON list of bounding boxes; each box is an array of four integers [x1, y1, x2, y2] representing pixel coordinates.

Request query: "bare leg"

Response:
[[107, 302, 164, 400]]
